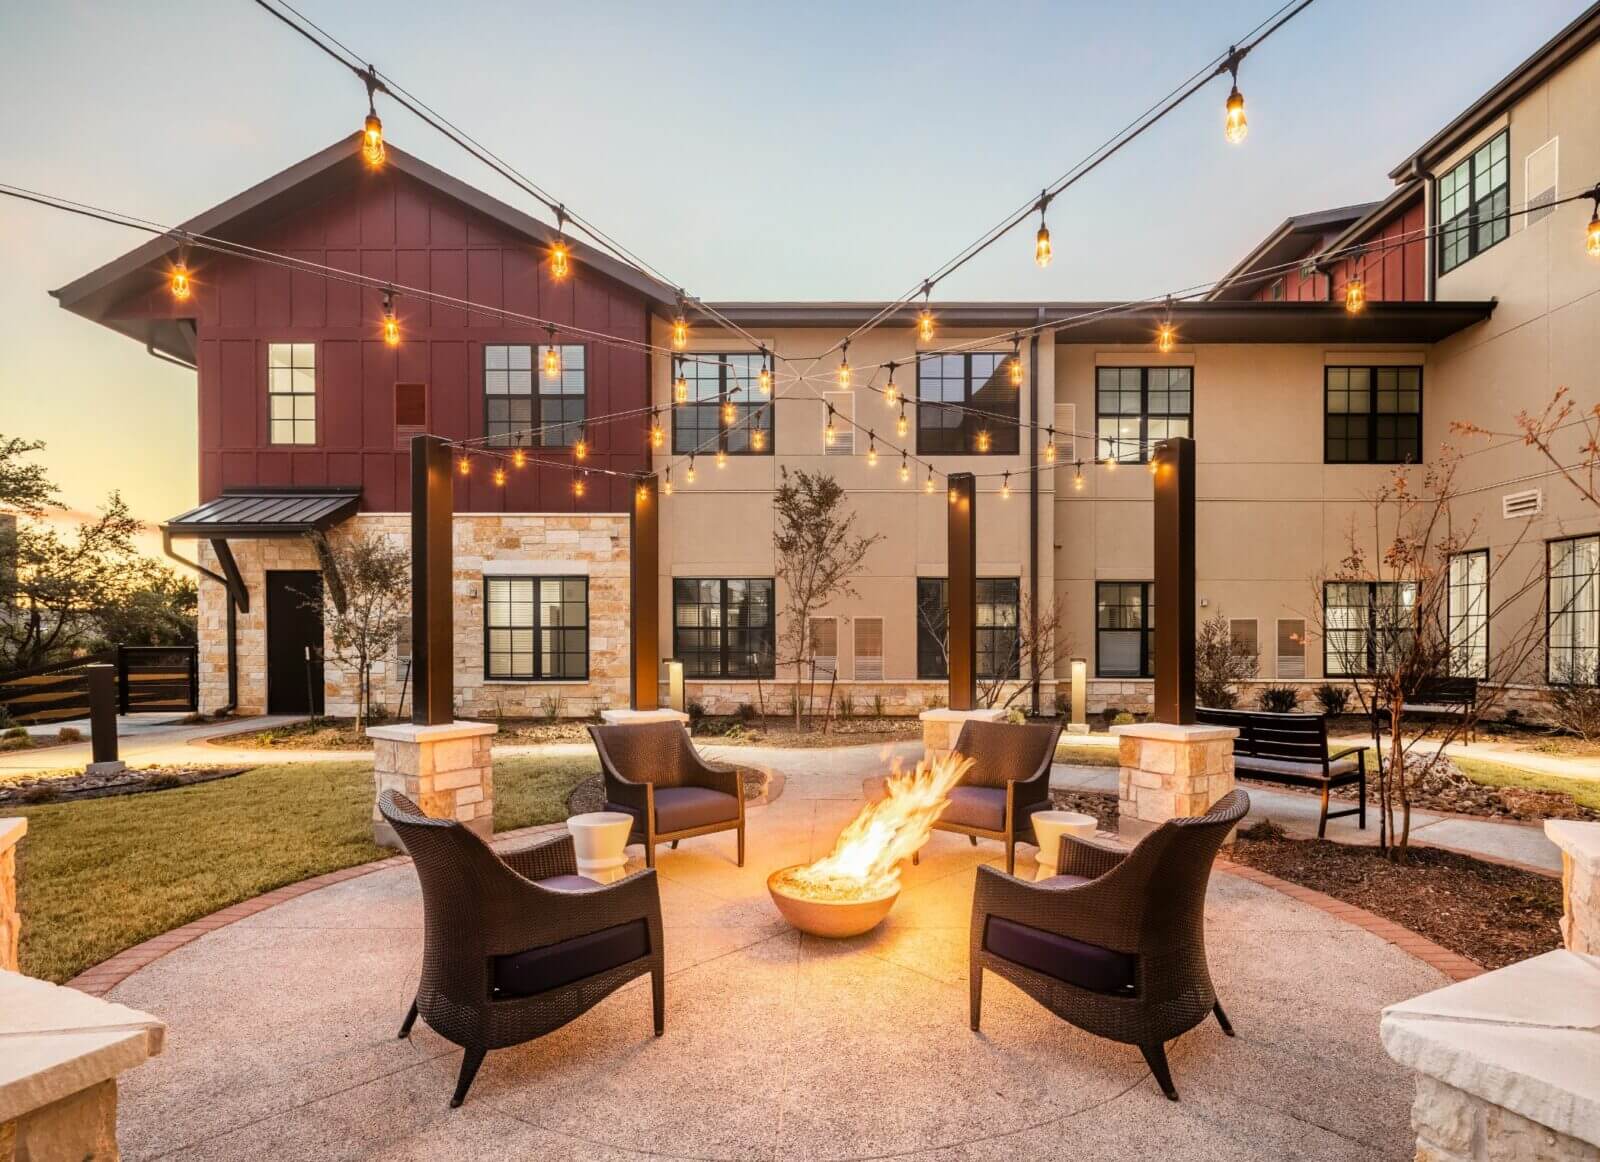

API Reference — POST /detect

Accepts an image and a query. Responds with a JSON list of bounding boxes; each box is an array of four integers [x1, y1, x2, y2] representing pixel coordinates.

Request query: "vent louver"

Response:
[[1502, 489, 1543, 519]]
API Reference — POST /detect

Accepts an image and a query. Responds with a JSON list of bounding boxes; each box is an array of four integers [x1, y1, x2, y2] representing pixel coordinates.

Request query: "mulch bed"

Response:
[[0, 765, 247, 805], [1228, 826, 1563, 970], [1049, 788, 1120, 830]]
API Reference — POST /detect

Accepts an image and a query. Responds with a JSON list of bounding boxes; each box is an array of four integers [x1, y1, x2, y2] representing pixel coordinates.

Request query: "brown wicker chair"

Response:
[[918, 719, 1063, 875], [588, 722, 745, 869], [969, 789, 1250, 1100], [379, 790, 664, 1108]]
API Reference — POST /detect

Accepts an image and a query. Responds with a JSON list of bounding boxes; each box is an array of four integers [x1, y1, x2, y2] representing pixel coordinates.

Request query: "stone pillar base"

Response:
[[1110, 722, 1237, 842], [599, 708, 690, 727], [0, 819, 23, 973], [919, 708, 1007, 766], [368, 721, 499, 848], [1546, 820, 1600, 953]]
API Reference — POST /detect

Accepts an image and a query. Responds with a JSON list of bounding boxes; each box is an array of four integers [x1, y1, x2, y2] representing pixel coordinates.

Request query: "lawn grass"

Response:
[[1451, 755, 1600, 812], [14, 754, 594, 984], [1055, 741, 1118, 767]]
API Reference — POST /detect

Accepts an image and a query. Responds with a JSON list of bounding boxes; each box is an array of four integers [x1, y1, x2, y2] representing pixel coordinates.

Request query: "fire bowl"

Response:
[[766, 865, 900, 938]]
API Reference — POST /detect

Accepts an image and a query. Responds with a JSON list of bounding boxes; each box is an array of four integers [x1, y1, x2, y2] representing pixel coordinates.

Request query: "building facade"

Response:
[[53, 4, 1600, 721]]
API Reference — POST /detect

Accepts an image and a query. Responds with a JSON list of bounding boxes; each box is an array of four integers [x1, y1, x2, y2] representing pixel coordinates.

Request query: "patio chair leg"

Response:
[[737, 827, 745, 868], [1140, 1042, 1178, 1101], [645, 842, 655, 869], [398, 1001, 418, 1040], [912, 850, 919, 866], [670, 840, 679, 849], [969, 835, 978, 846], [1317, 786, 1330, 839], [1358, 764, 1368, 830], [652, 969, 665, 1036], [969, 967, 983, 1031], [1213, 1001, 1235, 1037], [450, 1047, 486, 1108], [1005, 841, 1016, 877]]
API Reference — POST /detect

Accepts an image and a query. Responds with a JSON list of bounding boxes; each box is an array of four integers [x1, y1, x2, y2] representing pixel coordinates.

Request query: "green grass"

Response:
[[13, 755, 594, 984], [1451, 756, 1600, 812], [1055, 741, 1119, 767]]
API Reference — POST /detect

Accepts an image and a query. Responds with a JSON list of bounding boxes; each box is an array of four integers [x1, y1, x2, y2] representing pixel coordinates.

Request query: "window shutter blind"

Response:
[[1052, 402, 1076, 465], [1229, 619, 1258, 660], [1276, 619, 1306, 679], [853, 617, 884, 680], [809, 617, 838, 676], [1524, 138, 1558, 226], [824, 392, 855, 455]]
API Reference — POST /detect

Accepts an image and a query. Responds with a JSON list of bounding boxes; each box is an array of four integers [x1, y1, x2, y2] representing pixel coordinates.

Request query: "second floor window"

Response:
[[1325, 366, 1421, 464], [916, 353, 1019, 455], [673, 353, 774, 456], [1549, 534, 1599, 684], [1438, 130, 1509, 275], [673, 578, 775, 678], [484, 344, 586, 448], [1096, 367, 1192, 463], [1097, 582, 1153, 678], [268, 342, 316, 445], [1323, 581, 1416, 677], [915, 577, 1020, 680]]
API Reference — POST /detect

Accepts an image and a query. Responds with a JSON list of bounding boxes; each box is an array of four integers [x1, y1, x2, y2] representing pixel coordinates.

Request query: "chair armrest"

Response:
[[489, 867, 663, 956], [501, 832, 578, 882], [1057, 832, 1128, 880], [602, 770, 651, 813], [686, 751, 745, 799], [971, 864, 1139, 954], [1327, 745, 1367, 763]]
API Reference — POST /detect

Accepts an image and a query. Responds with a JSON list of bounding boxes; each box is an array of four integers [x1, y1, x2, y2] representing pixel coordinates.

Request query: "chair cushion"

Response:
[[983, 915, 1137, 995], [538, 875, 605, 892], [653, 786, 739, 833], [1235, 755, 1359, 780], [491, 919, 651, 998], [940, 785, 1006, 832]]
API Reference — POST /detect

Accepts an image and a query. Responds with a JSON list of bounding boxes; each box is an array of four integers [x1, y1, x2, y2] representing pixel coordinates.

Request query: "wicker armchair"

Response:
[[918, 719, 1063, 875], [969, 789, 1250, 1100], [379, 791, 664, 1108], [588, 722, 745, 869]]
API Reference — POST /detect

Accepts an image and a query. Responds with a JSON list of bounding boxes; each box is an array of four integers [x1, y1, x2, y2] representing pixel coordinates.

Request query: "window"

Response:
[[809, 617, 838, 678], [1323, 581, 1416, 677], [672, 353, 774, 456], [267, 342, 316, 445], [536, 345, 586, 447], [484, 344, 585, 447], [1438, 130, 1509, 274], [1448, 550, 1489, 678], [1096, 582, 1153, 678], [853, 617, 884, 681], [395, 382, 427, 449], [1276, 619, 1306, 679], [823, 391, 854, 456], [1548, 535, 1600, 684], [1229, 619, 1258, 663], [1096, 367, 1192, 463], [484, 576, 589, 681], [673, 579, 775, 678], [916, 353, 1019, 454], [1324, 366, 1422, 464], [915, 578, 1020, 680]]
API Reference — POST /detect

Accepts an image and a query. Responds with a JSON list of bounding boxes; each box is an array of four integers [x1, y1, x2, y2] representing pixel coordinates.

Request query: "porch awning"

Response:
[[162, 488, 361, 537]]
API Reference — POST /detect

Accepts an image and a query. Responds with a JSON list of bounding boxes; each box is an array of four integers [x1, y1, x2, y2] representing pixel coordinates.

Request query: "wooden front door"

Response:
[[265, 570, 324, 715]]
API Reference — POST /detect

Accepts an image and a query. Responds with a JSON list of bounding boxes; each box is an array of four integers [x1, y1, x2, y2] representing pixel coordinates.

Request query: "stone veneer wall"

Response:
[[0, 821, 20, 973], [196, 513, 631, 718], [1410, 1076, 1598, 1162], [677, 681, 1056, 717]]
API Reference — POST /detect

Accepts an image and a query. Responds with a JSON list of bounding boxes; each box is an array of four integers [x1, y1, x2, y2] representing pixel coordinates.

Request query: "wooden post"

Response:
[[630, 476, 660, 710], [85, 663, 119, 768], [410, 434, 454, 727], [1152, 436, 1196, 724], [947, 472, 977, 712]]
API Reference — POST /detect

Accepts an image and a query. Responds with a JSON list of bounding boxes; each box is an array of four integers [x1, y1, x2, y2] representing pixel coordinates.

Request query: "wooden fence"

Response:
[[0, 646, 198, 725]]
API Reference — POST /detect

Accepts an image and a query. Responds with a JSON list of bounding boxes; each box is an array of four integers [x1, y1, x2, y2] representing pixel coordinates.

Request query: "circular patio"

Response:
[[105, 746, 1443, 1160]]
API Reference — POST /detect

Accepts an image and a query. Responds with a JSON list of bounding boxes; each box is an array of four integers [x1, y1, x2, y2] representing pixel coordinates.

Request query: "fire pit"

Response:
[[766, 752, 972, 938]]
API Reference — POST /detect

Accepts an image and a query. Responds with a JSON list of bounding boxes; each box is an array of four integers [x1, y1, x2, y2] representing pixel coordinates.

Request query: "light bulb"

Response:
[[1001, 472, 1011, 500], [574, 436, 588, 461], [1044, 430, 1057, 463], [637, 484, 649, 505], [382, 293, 399, 347], [716, 449, 727, 469], [900, 456, 910, 483], [573, 474, 586, 499], [650, 419, 664, 449], [722, 399, 736, 425], [885, 380, 899, 407], [1009, 355, 1023, 387], [1225, 85, 1247, 144], [493, 467, 506, 487], [925, 468, 935, 494], [549, 240, 570, 281], [674, 376, 689, 404], [169, 262, 192, 302], [544, 345, 561, 379], [1074, 464, 1085, 490], [977, 429, 991, 454], [672, 315, 688, 349], [457, 456, 471, 476], [1156, 322, 1176, 353], [949, 487, 958, 505], [751, 428, 765, 451], [896, 407, 908, 439], [512, 448, 526, 468], [1344, 277, 1366, 314], [686, 457, 696, 484], [1035, 222, 1053, 267], [867, 437, 878, 467], [918, 308, 935, 341], [1105, 454, 1116, 470], [664, 470, 673, 496], [1588, 207, 1600, 256], [1148, 457, 1159, 475], [824, 408, 836, 445], [837, 359, 851, 388], [758, 365, 772, 394], [362, 113, 385, 167]]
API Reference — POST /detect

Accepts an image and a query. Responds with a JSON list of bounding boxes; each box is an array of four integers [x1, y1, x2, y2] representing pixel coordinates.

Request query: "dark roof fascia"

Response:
[[1387, 1, 1600, 180], [162, 487, 362, 538]]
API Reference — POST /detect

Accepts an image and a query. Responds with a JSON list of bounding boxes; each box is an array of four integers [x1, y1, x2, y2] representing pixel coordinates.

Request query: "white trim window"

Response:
[[267, 342, 316, 445], [1448, 550, 1489, 679], [1549, 535, 1600, 684]]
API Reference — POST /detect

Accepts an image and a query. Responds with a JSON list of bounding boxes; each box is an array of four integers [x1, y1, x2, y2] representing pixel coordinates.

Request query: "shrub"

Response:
[[872, 693, 886, 719], [1257, 685, 1301, 713], [1111, 710, 1136, 726], [1004, 707, 1026, 725], [0, 705, 14, 730], [1194, 611, 1257, 709], [3, 725, 28, 739], [539, 693, 562, 723], [1313, 683, 1350, 716], [57, 726, 83, 743], [144, 772, 183, 790], [838, 693, 855, 720], [1545, 659, 1600, 741], [925, 691, 947, 711], [1239, 818, 1285, 841], [736, 701, 757, 722], [0, 735, 33, 751], [687, 699, 707, 724], [19, 783, 58, 803]]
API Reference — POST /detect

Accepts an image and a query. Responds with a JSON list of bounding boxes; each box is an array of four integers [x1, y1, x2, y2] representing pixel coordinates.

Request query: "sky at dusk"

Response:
[[0, 0, 1590, 555]]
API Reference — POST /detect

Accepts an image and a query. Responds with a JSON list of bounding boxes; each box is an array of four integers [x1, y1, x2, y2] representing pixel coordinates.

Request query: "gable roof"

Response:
[[51, 133, 677, 364], [1206, 202, 1381, 301]]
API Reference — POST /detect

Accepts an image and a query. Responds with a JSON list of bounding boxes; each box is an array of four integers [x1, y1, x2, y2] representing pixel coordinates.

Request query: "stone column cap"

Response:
[[1110, 722, 1237, 743], [599, 708, 690, 726], [366, 720, 499, 744], [0, 970, 166, 1124], [1546, 819, 1600, 875], [1379, 949, 1600, 1147], [0, 817, 24, 857], [918, 708, 1007, 723]]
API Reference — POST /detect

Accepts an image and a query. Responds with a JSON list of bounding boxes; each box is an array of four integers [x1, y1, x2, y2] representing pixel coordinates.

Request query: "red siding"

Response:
[[181, 167, 650, 514], [1250, 198, 1426, 304]]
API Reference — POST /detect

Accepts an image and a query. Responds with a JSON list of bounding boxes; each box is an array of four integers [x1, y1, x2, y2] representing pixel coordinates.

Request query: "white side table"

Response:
[[1030, 811, 1098, 881], [566, 812, 635, 884]]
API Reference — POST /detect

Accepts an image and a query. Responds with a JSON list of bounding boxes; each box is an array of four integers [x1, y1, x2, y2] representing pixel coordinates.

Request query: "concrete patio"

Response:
[[100, 745, 1447, 1160]]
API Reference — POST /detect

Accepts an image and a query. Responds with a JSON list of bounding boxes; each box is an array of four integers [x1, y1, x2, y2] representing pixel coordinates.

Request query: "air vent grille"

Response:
[[1502, 488, 1544, 519]]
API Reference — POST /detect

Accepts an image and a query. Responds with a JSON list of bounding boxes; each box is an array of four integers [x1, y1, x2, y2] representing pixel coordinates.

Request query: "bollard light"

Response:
[[666, 659, 685, 714], [1068, 657, 1089, 734]]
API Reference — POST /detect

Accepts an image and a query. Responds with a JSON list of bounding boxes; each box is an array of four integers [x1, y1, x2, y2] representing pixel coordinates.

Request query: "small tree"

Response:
[[310, 531, 409, 730], [916, 589, 1073, 712], [771, 469, 881, 729], [1194, 611, 1257, 708]]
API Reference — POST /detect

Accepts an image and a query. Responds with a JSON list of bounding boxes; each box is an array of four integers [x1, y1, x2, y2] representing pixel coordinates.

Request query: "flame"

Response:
[[783, 750, 974, 900]]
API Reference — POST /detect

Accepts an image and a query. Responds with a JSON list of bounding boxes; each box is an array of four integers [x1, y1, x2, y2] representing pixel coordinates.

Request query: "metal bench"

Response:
[[1376, 676, 1479, 740], [1195, 707, 1366, 838]]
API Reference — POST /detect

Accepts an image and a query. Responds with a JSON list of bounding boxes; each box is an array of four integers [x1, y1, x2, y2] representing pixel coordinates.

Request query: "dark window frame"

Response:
[[483, 343, 588, 449], [1321, 580, 1417, 678], [1547, 533, 1600, 685], [672, 578, 776, 679], [482, 574, 590, 682], [1096, 581, 1155, 678], [670, 352, 775, 457], [914, 352, 1020, 455], [915, 577, 1022, 680], [1447, 548, 1490, 679], [1094, 366, 1194, 464], [1437, 129, 1510, 276], [1324, 365, 1423, 465]]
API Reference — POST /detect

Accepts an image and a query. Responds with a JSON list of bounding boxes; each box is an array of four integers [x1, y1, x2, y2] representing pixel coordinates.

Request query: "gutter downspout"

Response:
[[1411, 159, 1437, 301], [1028, 326, 1041, 718], [145, 341, 197, 372], [161, 528, 238, 714]]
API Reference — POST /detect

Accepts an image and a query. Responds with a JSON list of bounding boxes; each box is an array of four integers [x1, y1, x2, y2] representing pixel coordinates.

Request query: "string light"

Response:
[[664, 467, 673, 496], [1035, 191, 1053, 267], [825, 404, 837, 446], [751, 427, 766, 451], [543, 327, 560, 378], [672, 301, 688, 349], [382, 290, 399, 347], [457, 455, 471, 476], [949, 486, 959, 505], [1148, 457, 1159, 475], [512, 448, 526, 468], [837, 341, 851, 388], [721, 397, 737, 425], [918, 282, 936, 341], [574, 428, 588, 460], [573, 471, 586, 499], [649, 413, 664, 449], [1223, 47, 1248, 145], [1044, 428, 1057, 463], [896, 404, 909, 440], [637, 483, 649, 504], [1073, 461, 1085, 490], [1008, 338, 1024, 387], [716, 448, 727, 469], [674, 371, 689, 404], [1344, 274, 1366, 314], [900, 454, 910, 483], [758, 351, 772, 395], [866, 432, 878, 467], [493, 466, 506, 487], [925, 466, 936, 494], [1585, 188, 1599, 255], [549, 207, 570, 280], [169, 245, 192, 302], [1001, 472, 1011, 499], [885, 363, 899, 407], [360, 67, 385, 168], [977, 429, 992, 453], [686, 456, 696, 484], [1155, 295, 1176, 353]]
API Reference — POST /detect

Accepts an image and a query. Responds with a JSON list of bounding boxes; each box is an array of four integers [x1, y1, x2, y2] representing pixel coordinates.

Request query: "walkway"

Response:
[[0, 714, 315, 774], [104, 745, 1442, 1160]]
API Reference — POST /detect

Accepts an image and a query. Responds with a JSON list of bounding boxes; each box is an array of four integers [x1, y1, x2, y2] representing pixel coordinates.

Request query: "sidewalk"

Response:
[[0, 714, 315, 775]]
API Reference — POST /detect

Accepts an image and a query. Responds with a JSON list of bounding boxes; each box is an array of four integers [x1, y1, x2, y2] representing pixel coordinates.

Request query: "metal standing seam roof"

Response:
[[162, 488, 361, 537]]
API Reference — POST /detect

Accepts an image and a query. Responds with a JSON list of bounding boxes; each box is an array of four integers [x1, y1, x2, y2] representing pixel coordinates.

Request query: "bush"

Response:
[[1545, 660, 1600, 741], [872, 693, 886, 718], [735, 701, 757, 722], [145, 772, 184, 790], [1257, 685, 1301, 713], [1314, 683, 1350, 716], [0, 735, 35, 751], [3, 725, 29, 739], [1111, 710, 1136, 726], [1240, 818, 1285, 841], [0, 705, 14, 730], [837, 693, 855, 720], [1004, 706, 1026, 725], [57, 726, 83, 743], [1195, 611, 1257, 709], [687, 699, 707, 724]]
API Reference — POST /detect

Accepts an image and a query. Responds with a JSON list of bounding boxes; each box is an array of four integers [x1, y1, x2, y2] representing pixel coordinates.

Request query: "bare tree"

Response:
[[1194, 611, 1258, 709], [310, 531, 409, 731], [1308, 452, 1546, 859], [1454, 386, 1600, 509], [771, 469, 881, 729], [916, 587, 1073, 712]]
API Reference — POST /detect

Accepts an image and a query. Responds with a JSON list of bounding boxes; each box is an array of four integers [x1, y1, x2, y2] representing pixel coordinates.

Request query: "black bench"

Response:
[[1195, 707, 1366, 838], [1375, 676, 1479, 739]]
